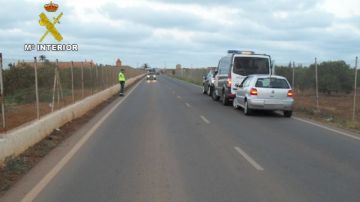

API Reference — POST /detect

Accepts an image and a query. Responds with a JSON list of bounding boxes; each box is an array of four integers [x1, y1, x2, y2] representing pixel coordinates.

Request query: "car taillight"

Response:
[[287, 90, 294, 97], [227, 73, 232, 88], [250, 88, 258, 96]]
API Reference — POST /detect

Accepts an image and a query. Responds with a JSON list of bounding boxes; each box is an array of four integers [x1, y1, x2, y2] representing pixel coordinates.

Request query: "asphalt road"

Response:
[[20, 76, 360, 202]]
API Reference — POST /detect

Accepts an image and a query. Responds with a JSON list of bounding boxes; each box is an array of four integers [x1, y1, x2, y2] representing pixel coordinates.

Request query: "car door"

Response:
[[217, 57, 231, 94], [237, 76, 251, 106]]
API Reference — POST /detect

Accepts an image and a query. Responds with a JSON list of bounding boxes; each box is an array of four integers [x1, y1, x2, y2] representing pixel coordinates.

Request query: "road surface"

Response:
[[11, 76, 360, 201]]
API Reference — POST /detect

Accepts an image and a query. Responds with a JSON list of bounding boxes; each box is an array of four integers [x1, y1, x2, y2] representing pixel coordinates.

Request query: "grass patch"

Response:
[[172, 75, 202, 86]]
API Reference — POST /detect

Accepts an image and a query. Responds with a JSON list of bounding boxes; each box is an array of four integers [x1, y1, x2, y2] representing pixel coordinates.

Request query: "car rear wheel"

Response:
[[284, 111, 292, 118], [244, 100, 252, 115], [212, 89, 220, 101]]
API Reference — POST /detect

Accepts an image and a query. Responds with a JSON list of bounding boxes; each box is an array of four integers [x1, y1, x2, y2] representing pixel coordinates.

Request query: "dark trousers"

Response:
[[120, 81, 125, 94]]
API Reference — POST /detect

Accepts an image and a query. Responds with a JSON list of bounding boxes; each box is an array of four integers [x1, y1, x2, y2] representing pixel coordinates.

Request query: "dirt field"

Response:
[[294, 92, 360, 131]]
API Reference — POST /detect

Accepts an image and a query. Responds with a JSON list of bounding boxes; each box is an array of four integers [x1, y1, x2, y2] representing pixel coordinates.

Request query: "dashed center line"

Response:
[[200, 115, 210, 124], [177, 95, 182, 99], [234, 146, 264, 171], [185, 103, 191, 108]]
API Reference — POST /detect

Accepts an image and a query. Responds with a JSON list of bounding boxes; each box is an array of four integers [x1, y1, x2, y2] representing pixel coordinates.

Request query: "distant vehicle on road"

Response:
[[146, 73, 157, 80], [233, 75, 294, 117], [212, 50, 273, 105], [202, 70, 215, 95]]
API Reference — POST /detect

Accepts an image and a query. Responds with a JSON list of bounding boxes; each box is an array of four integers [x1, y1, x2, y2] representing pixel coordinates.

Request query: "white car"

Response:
[[233, 75, 294, 117]]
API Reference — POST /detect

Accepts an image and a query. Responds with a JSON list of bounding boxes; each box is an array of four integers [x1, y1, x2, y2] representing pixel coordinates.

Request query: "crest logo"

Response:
[[39, 1, 63, 42], [24, 1, 78, 52]]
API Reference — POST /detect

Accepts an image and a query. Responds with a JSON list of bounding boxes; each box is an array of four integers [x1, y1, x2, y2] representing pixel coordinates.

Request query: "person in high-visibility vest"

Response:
[[118, 69, 126, 96]]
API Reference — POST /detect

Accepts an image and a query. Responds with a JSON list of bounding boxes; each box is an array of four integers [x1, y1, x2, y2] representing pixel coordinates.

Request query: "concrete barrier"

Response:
[[0, 74, 144, 164]]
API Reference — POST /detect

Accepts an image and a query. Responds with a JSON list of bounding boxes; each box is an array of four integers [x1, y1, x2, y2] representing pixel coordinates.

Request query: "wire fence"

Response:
[[0, 54, 144, 133], [169, 57, 360, 131]]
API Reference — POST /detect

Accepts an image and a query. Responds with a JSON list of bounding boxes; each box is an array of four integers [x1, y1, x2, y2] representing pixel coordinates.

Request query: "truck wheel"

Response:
[[222, 91, 229, 106], [212, 89, 220, 101]]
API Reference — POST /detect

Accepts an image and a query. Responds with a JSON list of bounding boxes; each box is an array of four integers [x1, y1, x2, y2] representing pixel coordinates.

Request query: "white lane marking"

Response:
[[21, 79, 143, 202], [185, 103, 191, 108], [293, 117, 360, 142], [234, 146, 264, 171], [200, 115, 210, 124], [177, 95, 182, 99]]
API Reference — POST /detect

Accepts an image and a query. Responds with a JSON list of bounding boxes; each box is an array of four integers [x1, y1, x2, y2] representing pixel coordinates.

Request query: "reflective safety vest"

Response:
[[118, 72, 126, 82]]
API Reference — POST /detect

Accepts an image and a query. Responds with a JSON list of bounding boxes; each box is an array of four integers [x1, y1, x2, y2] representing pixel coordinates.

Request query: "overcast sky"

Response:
[[0, 0, 359, 68]]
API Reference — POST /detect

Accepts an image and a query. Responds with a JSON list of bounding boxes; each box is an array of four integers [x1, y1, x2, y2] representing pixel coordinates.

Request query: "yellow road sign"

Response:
[[39, 12, 63, 42]]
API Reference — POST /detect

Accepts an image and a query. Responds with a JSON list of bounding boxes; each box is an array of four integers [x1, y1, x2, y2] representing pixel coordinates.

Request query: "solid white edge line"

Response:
[[200, 115, 210, 124], [21, 79, 144, 202], [293, 117, 360, 141], [234, 146, 264, 171]]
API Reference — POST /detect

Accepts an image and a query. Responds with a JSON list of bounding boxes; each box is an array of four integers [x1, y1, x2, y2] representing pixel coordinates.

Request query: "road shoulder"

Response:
[[0, 79, 143, 202]]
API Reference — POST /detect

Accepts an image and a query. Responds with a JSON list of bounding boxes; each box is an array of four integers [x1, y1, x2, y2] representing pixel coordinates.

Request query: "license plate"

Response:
[[265, 100, 281, 105]]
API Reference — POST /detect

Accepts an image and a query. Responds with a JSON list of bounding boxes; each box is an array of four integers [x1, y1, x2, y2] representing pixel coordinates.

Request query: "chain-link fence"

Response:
[[168, 58, 360, 131], [0, 54, 144, 133], [276, 58, 359, 130]]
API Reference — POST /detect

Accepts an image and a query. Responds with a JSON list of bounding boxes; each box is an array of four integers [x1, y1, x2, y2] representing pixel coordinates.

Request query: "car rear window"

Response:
[[233, 57, 270, 76], [255, 78, 290, 89]]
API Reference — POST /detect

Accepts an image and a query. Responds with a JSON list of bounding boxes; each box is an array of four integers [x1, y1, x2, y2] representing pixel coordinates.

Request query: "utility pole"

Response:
[[353, 56, 358, 122]]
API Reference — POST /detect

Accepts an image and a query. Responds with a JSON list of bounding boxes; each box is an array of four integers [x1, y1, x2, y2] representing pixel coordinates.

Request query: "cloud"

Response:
[[0, 0, 359, 67]]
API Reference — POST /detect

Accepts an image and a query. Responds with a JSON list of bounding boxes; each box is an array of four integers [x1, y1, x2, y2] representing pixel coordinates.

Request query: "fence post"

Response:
[[81, 62, 84, 98], [90, 62, 93, 94], [0, 53, 5, 129], [71, 61, 75, 103], [51, 59, 58, 112], [315, 57, 320, 112], [353, 56, 358, 122], [95, 63, 98, 92], [99, 66, 105, 90], [34, 57, 40, 119], [292, 61, 295, 89]]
